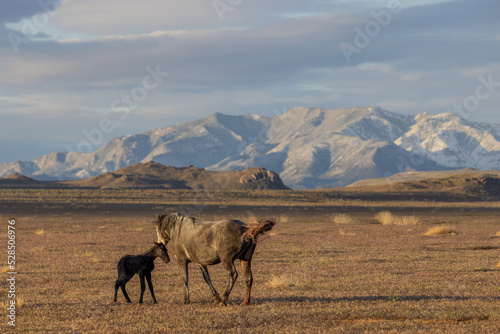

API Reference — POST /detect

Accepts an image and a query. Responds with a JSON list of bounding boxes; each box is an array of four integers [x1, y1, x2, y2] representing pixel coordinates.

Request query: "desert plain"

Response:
[[1, 185, 500, 333]]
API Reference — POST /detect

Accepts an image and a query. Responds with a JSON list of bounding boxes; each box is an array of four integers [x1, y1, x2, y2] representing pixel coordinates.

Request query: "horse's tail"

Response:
[[244, 219, 275, 242]]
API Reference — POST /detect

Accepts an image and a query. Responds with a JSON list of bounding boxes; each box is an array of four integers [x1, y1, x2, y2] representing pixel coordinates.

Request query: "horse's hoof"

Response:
[[127, 300, 132, 303], [219, 301, 227, 307], [240, 301, 250, 306]]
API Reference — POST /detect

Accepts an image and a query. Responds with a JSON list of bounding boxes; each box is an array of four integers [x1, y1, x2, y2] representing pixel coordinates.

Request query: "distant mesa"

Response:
[[345, 169, 500, 200], [0, 162, 290, 190], [66, 162, 290, 190], [0, 173, 42, 187], [7, 173, 35, 181]]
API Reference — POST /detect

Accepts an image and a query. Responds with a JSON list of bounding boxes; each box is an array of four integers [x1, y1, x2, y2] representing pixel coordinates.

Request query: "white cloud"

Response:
[[0, 0, 499, 163]]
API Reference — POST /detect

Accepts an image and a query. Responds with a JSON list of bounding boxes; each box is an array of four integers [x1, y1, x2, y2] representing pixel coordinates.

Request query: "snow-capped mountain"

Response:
[[2, 106, 500, 189]]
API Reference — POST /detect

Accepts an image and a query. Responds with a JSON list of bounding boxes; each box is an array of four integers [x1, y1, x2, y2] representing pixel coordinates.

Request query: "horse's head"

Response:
[[155, 213, 184, 244], [154, 241, 170, 264], [155, 214, 169, 244]]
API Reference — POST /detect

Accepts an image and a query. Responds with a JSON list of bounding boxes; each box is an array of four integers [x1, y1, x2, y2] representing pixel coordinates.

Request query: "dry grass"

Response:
[[3, 202, 500, 332], [495, 231, 500, 237], [276, 214, 293, 224], [375, 211, 420, 225], [339, 228, 356, 236], [330, 213, 356, 224], [34, 228, 45, 235], [423, 225, 459, 236], [0, 295, 24, 310], [375, 211, 394, 225], [267, 275, 295, 289]]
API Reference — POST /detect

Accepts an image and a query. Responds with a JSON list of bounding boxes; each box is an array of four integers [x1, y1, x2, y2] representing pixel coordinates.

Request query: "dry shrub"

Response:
[[423, 225, 459, 236], [267, 274, 309, 289], [0, 296, 25, 309], [398, 215, 420, 226], [276, 214, 292, 224], [375, 211, 394, 225], [267, 275, 294, 289], [34, 229, 45, 235], [330, 213, 355, 224], [375, 211, 419, 225]]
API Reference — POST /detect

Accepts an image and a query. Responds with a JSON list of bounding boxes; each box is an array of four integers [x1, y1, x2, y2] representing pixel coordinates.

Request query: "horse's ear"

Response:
[[157, 215, 161, 220]]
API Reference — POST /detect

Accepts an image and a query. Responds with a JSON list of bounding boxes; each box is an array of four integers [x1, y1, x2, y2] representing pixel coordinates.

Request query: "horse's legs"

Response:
[[240, 260, 253, 305], [219, 259, 238, 307], [138, 272, 146, 304], [145, 272, 157, 304], [178, 260, 190, 304], [199, 265, 221, 304]]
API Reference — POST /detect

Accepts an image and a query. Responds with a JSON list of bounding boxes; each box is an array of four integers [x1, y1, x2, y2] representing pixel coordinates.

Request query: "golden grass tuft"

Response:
[[34, 229, 45, 235], [495, 231, 500, 237], [339, 228, 356, 236], [423, 225, 459, 236], [375, 211, 394, 225], [276, 214, 293, 224], [267, 275, 294, 289], [375, 211, 419, 225], [0, 296, 25, 310], [267, 274, 309, 289], [497, 258, 500, 269], [330, 213, 356, 224]]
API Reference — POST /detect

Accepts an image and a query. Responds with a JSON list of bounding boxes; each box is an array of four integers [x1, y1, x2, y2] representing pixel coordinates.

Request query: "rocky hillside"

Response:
[[66, 162, 289, 190], [0, 162, 289, 190]]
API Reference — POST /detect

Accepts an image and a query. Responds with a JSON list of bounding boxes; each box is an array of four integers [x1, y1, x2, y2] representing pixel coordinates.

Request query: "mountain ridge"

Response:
[[2, 106, 500, 189]]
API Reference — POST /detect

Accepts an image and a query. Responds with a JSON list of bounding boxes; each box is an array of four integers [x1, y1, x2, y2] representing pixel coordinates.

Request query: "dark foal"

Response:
[[114, 242, 170, 304]]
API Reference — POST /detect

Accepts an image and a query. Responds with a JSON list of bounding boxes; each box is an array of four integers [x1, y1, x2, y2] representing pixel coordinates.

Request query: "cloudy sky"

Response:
[[0, 0, 499, 163]]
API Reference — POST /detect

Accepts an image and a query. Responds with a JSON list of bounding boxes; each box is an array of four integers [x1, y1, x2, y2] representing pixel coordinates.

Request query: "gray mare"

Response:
[[154, 213, 274, 306]]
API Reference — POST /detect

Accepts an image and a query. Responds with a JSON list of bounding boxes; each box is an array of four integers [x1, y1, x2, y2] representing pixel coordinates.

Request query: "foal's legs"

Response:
[[199, 265, 221, 304], [240, 260, 253, 305], [115, 275, 133, 303], [114, 280, 120, 302], [138, 272, 146, 303], [219, 259, 238, 307], [145, 272, 157, 304]]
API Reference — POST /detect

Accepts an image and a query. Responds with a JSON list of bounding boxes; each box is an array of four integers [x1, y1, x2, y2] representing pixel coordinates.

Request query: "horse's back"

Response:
[[174, 219, 247, 265]]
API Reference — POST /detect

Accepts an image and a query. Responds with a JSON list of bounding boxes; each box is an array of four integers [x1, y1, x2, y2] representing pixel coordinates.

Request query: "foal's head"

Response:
[[153, 242, 170, 264]]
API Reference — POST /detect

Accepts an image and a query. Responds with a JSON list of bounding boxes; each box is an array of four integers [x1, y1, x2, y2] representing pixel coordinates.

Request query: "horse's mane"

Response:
[[154, 212, 185, 242]]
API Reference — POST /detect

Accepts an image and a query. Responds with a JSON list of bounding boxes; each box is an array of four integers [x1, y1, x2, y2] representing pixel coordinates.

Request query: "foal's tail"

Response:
[[244, 219, 275, 242]]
